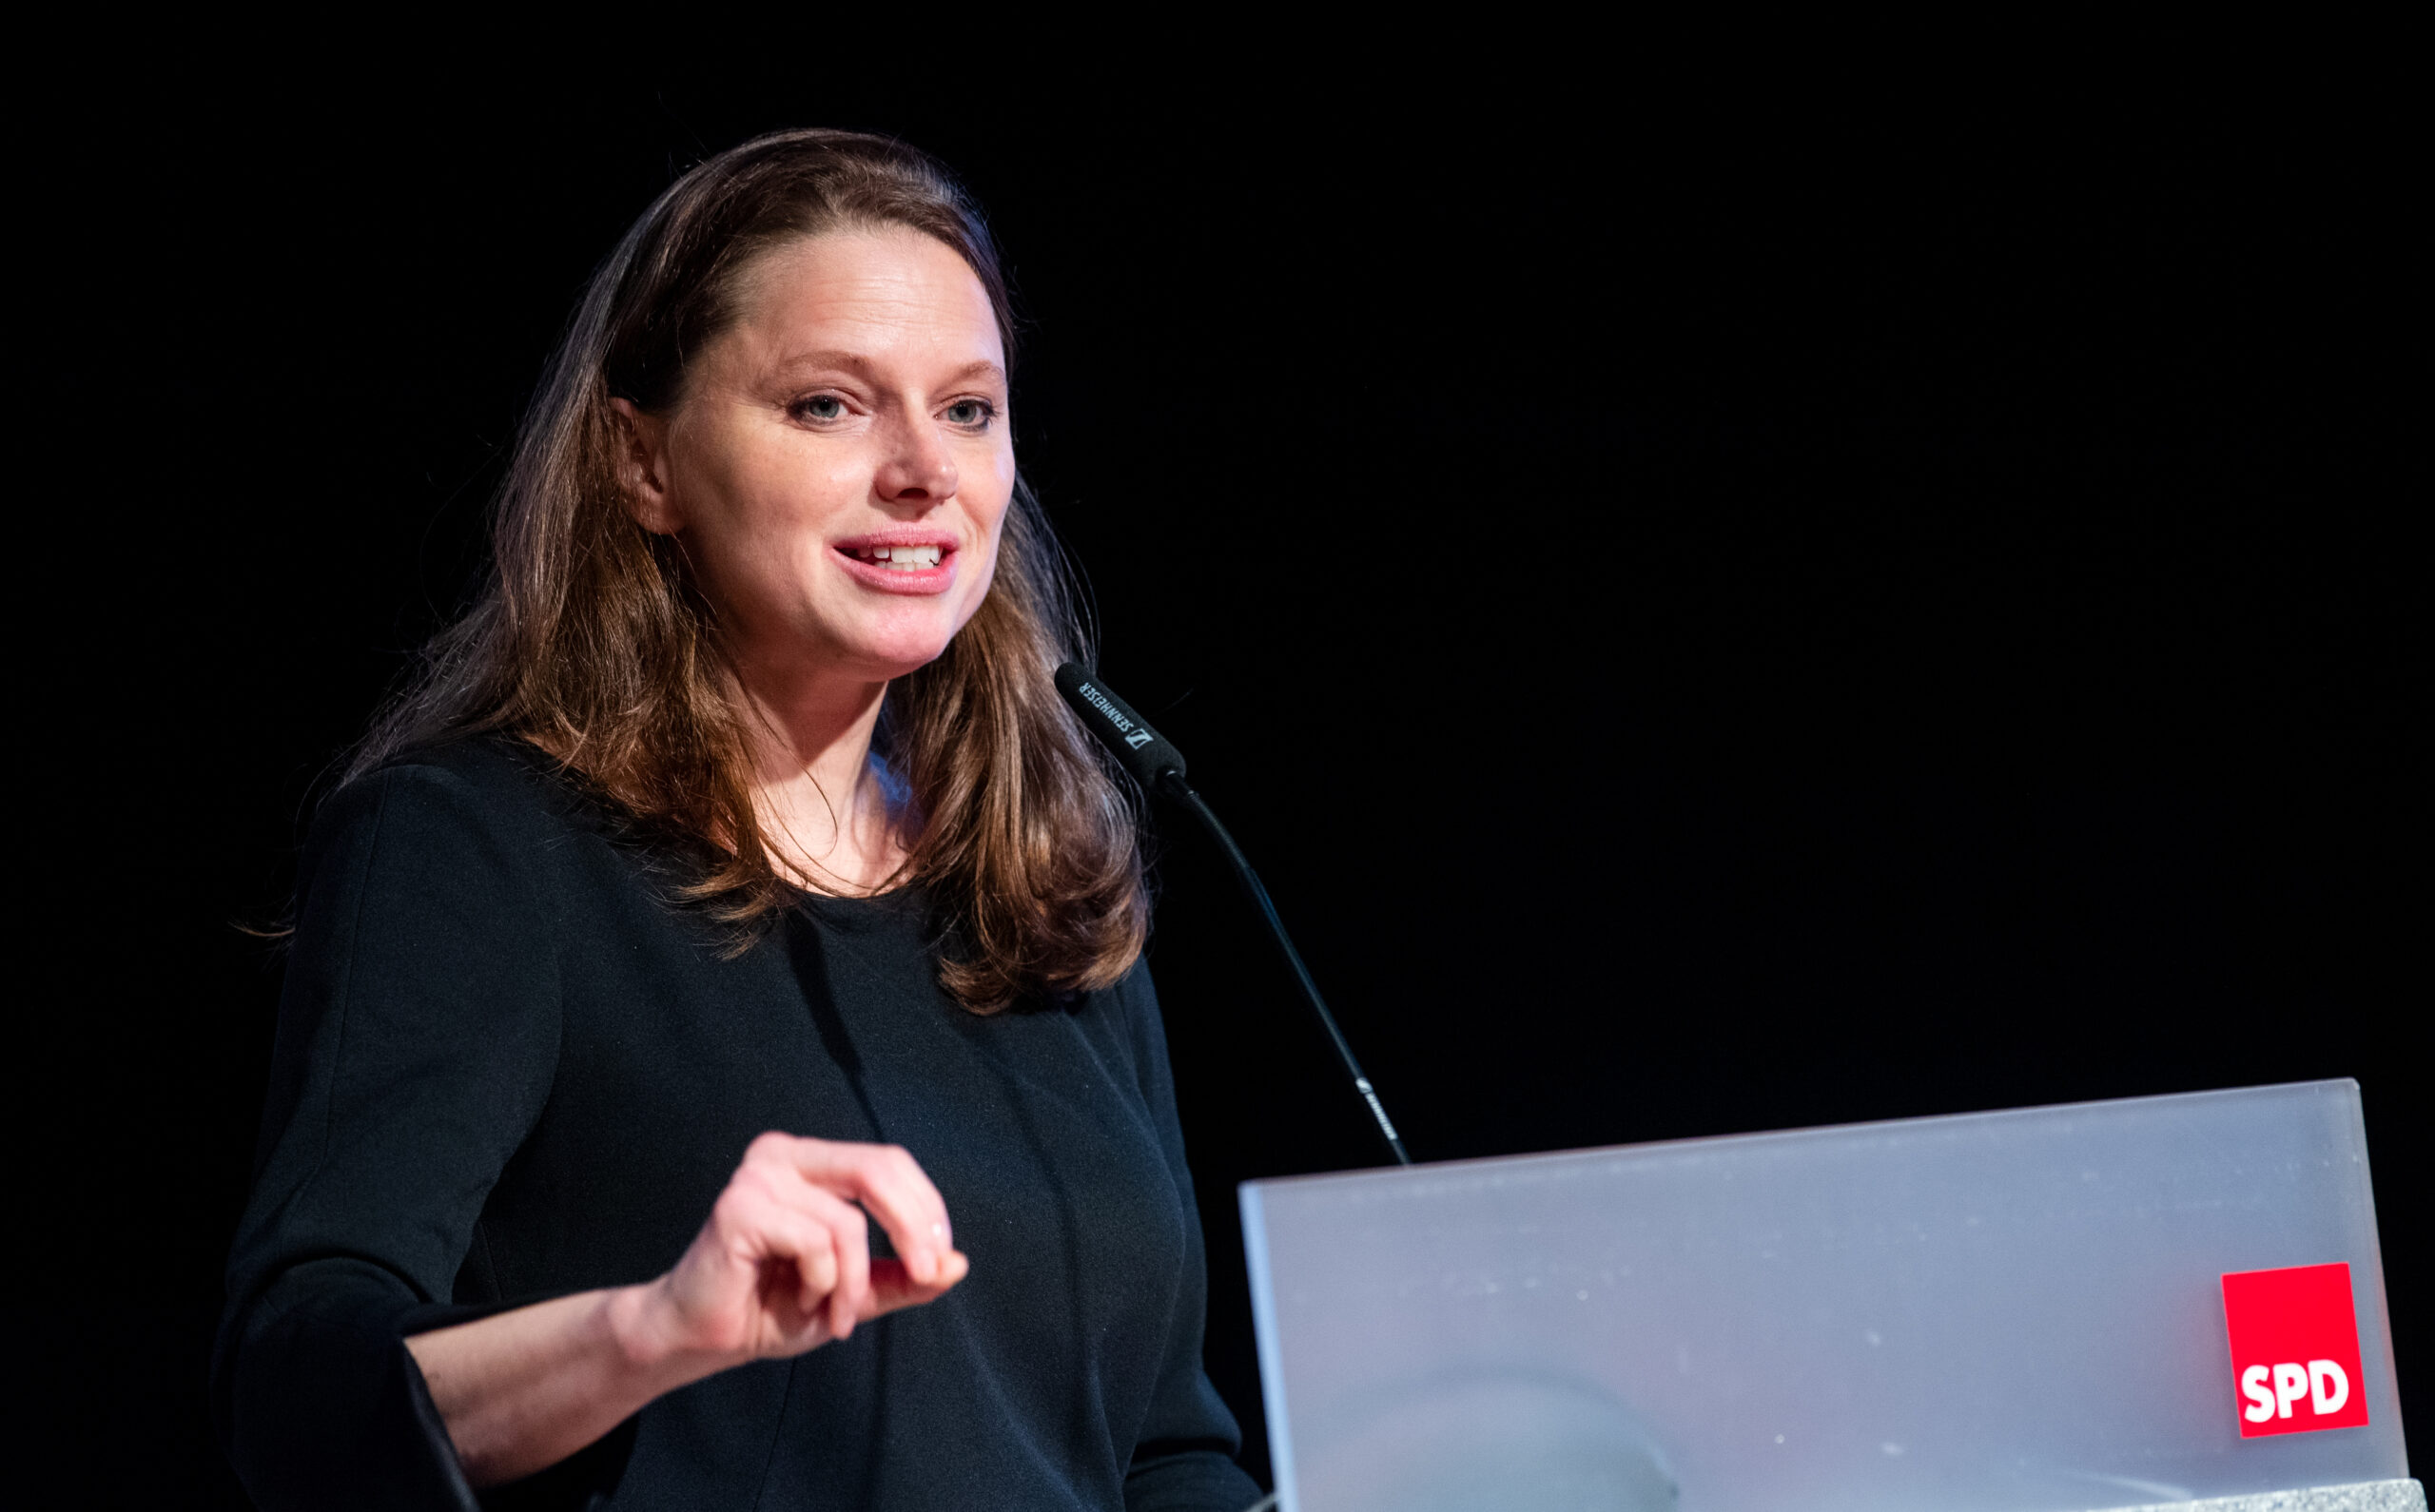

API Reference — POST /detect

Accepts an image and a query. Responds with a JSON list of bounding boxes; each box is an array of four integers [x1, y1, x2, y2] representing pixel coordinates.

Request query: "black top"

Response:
[[214, 738, 1260, 1511]]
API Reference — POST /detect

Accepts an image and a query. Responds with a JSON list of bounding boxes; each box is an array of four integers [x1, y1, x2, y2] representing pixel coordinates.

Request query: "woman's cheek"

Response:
[[964, 528, 1007, 618]]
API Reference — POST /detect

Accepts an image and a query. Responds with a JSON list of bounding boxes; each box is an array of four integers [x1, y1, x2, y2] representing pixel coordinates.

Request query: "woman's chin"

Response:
[[766, 595, 985, 686], [824, 628, 963, 683]]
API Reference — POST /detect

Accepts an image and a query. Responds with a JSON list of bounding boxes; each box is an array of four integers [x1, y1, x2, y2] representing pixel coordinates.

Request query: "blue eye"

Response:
[[945, 399, 994, 427], [796, 395, 847, 421]]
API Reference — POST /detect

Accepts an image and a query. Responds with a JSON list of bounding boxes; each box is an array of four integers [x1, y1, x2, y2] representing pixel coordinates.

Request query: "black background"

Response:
[[30, 56, 2423, 1504]]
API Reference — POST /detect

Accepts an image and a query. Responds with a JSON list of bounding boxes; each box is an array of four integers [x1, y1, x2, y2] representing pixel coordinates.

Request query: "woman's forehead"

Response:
[[730, 228, 1003, 369]]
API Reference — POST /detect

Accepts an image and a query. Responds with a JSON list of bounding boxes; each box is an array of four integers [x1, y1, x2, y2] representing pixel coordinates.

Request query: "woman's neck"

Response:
[[733, 664, 906, 896]]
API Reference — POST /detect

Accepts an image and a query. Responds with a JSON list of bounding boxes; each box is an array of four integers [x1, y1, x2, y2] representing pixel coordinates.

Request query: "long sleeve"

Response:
[[214, 762, 564, 1511], [1119, 970, 1268, 1512], [216, 740, 1267, 1508]]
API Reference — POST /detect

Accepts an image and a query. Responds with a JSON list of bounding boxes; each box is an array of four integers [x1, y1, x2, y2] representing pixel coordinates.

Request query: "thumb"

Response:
[[863, 1249, 970, 1319]]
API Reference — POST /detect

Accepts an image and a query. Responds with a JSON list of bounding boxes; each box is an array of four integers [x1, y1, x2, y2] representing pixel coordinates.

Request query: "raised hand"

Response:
[[410, 1133, 967, 1487], [640, 1133, 970, 1364]]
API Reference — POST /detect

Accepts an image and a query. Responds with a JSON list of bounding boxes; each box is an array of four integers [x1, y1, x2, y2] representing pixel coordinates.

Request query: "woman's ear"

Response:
[[609, 397, 681, 534]]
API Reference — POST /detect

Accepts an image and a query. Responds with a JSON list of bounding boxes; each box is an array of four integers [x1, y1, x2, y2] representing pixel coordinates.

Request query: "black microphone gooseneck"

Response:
[[1055, 663, 1412, 1166]]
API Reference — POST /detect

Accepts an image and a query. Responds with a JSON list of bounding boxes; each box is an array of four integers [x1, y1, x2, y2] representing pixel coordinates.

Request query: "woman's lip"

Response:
[[833, 545, 958, 595], [832, 531, 960, 552]]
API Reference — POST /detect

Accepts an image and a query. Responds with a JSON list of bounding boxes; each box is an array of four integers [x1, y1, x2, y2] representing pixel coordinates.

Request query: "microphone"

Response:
[[1055, 663, 1412, 1166]]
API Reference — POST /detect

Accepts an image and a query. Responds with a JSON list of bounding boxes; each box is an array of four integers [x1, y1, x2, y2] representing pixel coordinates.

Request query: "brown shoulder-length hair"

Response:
[[346, 128, 1147, 1013]]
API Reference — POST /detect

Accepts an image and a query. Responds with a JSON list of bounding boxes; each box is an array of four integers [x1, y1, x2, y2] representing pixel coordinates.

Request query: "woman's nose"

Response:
[[873, 416, 959, 506]]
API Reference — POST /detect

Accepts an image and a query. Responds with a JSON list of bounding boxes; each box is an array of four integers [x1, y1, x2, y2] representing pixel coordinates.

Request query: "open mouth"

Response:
[[843, 543, 946, 572]]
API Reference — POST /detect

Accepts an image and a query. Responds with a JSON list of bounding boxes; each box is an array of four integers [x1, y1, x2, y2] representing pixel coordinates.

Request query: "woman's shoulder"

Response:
[[1083, 953, 1168, 1071], [307, 733, 592, 865]]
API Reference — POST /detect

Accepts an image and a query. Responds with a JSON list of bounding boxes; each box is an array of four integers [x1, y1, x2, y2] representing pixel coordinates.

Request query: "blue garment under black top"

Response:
[[213, 736, 1260, 1511]]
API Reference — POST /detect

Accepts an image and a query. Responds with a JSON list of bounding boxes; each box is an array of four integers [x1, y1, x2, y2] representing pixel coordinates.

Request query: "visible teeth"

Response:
[[857, 544, 942, 570]]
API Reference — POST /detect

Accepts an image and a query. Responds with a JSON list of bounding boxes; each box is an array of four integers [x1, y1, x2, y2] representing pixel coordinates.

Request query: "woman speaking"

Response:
[[214, 129, 1263, 1510]]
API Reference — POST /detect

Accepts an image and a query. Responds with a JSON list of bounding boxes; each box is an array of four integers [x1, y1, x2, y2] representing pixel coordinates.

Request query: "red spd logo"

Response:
[[2221, 1263, 2369, 1436]]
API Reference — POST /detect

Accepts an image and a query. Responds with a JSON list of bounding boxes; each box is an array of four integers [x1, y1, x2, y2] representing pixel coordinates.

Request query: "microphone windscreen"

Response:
[[1055, 663, 1189, 788]]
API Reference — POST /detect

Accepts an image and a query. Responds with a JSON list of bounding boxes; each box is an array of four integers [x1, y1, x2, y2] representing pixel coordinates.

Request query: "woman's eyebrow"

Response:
[[937, 359, 1008, 387], [769, 351, 1005, 387], [768, 349, 880, 381]]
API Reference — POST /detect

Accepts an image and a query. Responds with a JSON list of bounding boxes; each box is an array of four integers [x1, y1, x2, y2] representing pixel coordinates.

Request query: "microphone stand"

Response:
[[1157, 771, 1412, 1166], [1056, 661, 1412, 1167]]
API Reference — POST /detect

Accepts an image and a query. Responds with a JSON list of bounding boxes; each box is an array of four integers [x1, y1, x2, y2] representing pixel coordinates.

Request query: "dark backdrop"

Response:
[[32, 61, 2423, 1503]]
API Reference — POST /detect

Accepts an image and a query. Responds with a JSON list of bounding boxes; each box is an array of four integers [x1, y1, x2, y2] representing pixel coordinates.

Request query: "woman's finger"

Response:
[[864, 1248, 972, 1320], [733, 1159, 876, 1328], [684, 1192, 827, 1344], [750, 1135, 954, 1286], [787, 1182, 873, 1339], [766, 1206, 840, 1314]]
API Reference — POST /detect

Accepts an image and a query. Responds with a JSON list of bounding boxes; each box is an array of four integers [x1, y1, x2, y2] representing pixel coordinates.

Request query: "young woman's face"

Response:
[[623, 227, 1015, 687]]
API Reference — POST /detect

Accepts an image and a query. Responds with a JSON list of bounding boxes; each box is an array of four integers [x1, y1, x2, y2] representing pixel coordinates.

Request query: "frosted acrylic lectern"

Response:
[[1239, 1080, 2416, 1512]]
